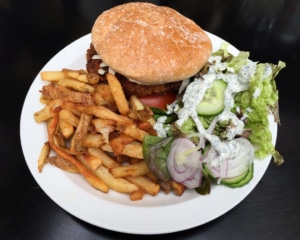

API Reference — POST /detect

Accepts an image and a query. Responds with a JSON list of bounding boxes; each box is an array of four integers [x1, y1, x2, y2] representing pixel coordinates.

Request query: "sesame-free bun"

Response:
[[91, 2, 212, 85]]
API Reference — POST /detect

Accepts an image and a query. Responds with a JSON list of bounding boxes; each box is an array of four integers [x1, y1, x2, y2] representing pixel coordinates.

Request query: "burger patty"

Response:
[[86, 43, 182, 97]]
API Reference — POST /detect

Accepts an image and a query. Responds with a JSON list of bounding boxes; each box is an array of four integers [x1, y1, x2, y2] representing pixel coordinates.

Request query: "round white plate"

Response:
[[20, 32, 276, 234]]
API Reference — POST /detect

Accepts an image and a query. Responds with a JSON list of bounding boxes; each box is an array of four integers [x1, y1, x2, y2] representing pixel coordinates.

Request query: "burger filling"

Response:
[[86, 43, 182, 98]]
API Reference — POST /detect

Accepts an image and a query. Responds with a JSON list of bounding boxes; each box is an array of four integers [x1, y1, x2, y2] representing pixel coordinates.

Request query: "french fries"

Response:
[[34, 69, 186, 200]]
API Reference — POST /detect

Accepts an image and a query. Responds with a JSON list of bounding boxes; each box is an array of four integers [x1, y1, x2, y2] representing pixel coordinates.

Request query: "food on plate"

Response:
[[34, 2, 285, 200]]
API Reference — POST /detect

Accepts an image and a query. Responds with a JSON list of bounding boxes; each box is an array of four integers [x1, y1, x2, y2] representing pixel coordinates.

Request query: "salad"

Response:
[[143, 43, 285, 194]]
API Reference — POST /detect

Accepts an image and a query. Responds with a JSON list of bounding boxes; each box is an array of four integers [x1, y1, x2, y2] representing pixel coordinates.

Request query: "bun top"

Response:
[[91, 2, 212, 85]]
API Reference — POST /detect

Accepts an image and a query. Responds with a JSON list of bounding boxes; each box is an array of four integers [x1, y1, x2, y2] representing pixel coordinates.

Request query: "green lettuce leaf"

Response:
[[236, 61, 286, 165]]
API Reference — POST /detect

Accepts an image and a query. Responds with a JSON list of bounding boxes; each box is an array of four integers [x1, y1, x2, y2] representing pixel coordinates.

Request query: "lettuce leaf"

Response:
[[235, 61, 286, 165]]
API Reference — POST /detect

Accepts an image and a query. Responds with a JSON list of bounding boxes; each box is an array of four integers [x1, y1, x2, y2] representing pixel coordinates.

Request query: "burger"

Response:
[[86, 2, 212, 109]]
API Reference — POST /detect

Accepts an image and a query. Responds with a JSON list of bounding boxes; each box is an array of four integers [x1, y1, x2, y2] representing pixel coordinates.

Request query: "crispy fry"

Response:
[[59, 109, 80, 127], [58, 118, 74, 139], [47, 155, 78, 173], [93, 92, 113, 106], [34, 99, 62, 123], [111, 161, 149, 178], [100, 143, 113, 153], [81, 134, 104, 148], [94, 83, 115, 104], [94, 165, 139, 193], [121, 141, 144, 159], [109, 133, 135, 155], [87, 148, 120, 169], [126, 176, 160, 196], [117, 124, 148, 141], [40, 71, 65, 81], [48, 115, 108, 193], [62, 69, 100, 85], [130, 95, 153, 121], [145, 171, 159, 184], [76, 153, 102, 170], [58, 78, 95, 93], [93, 118, 116, 128], [106, 73, 130, 115], [42, 84, 94, 105], [130, 189, 146, 201], [171, 181, 186, 196], [37, 142, 51, 172], [70, 113, 92, 152], [92, 119, 116, 143], [76, 104, 133, 124]]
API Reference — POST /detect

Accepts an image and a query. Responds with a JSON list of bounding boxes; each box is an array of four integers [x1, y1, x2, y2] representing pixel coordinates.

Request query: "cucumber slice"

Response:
[[196, 79, 227, 116], [202, 162, 254, 188], [228, 163, 254, 188], [221, 168, 249, 186]]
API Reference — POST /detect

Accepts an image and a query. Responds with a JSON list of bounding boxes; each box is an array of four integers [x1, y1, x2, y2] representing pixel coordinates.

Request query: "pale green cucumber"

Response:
[[196, 79, 227, 116]]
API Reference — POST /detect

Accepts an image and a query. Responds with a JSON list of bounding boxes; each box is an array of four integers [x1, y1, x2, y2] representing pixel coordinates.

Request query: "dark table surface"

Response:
[[1, 0, 300, 239]]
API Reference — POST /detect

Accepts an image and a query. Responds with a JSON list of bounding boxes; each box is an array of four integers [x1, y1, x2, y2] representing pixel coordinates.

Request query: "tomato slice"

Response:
[[139, 93, 177, 110]]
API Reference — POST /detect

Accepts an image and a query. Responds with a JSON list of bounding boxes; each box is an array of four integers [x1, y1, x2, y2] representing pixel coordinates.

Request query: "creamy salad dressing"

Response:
[[155, 54, 257, 170]]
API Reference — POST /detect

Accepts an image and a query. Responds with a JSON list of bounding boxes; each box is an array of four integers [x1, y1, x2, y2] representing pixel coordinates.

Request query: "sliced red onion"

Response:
[[204, 138, 254, 180], [167, 138, 203, 189]]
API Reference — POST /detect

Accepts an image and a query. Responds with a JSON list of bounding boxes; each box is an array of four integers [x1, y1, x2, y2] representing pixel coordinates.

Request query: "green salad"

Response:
[[143, 43, 285, 194]]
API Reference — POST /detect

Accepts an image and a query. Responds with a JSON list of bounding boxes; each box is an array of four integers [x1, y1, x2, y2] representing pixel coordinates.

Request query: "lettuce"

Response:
[[235, 61, 285, 165]]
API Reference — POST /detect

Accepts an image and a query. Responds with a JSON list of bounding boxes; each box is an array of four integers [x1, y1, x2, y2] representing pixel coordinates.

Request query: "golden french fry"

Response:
[[76, 153, 102, 170], [109, 134, 135, 155], [61, 69, 100, 84], [58, 78, 95, 93], [70, 113, 92, 152], [59, 109, 80, 127], [40, 71, 66, 81], [117, 124, 148, 142], [81, 134, 104, 148], [92, 118, 116, 143], [87, 148, 120, 169], [171, 181, 186, 196], [126, 176, 160, 196], [137, 121, 157, 136], [76, 105, 133, 125], [47, 155, 78, 173], [86, 73, 100, 84], [94, 165, 139, 193], [58, 118, 74, 139], [34, 99, 63, 123], [41, 84, 94, 105], [40, 94, 51, 104], [121, 141, 144, 159], [92, 118, 116, 129], [130, 95, 153, 121], [37, 142, 51, 172], [146, 171, 159, 183], [130, 189, 146, 201], [110, 161, 149, 178], [100, 143, 113, 153], [93, 92, 113, 106], [94, 83, 115, 104], [106, 73, 130, 115]]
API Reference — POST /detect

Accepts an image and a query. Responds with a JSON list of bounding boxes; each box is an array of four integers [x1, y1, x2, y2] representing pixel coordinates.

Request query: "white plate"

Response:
[[20, 32, 276, 234]]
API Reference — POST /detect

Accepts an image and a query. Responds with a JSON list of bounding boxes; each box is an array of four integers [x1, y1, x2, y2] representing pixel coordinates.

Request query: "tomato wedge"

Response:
[[139, 93, 176, 110]]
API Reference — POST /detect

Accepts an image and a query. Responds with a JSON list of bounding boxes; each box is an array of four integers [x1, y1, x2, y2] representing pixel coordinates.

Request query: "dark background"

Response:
[[1, 0, 300, 239]]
